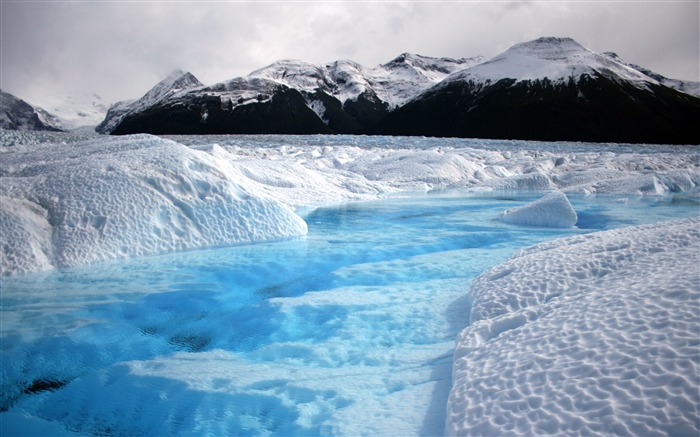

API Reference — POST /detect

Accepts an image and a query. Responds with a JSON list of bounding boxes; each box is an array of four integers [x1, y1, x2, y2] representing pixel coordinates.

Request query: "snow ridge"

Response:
[[0, 134, 307, 274], [602, 52, 700, 97], [95, 37, 699, 137]]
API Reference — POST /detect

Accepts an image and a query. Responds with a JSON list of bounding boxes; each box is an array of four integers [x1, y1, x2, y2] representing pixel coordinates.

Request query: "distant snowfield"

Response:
[[1, 130, 699, 436]]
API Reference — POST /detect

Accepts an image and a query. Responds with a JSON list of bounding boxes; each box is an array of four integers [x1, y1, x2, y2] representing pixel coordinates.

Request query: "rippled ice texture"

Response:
[[1, 131, 699, 436], [449, 217, 700, 436]]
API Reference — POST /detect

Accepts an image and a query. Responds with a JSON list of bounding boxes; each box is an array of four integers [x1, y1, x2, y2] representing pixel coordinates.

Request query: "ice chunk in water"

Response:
[[499, 191, 578, 228]]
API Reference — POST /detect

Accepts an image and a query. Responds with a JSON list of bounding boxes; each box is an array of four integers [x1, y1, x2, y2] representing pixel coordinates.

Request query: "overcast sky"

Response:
[[1, 0, 698, 108]]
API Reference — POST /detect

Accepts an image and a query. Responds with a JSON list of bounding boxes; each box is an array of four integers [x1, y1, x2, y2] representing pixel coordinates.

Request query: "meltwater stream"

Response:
[[1, 191, 698, 436]]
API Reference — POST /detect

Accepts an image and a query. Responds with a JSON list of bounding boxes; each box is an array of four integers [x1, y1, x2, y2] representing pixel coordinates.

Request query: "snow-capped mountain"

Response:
[[109, 76, 332, 135], [100, 37, 699, 143], [601, 51, 700, 97], [96, 70, 204, 134], [249, 54, 484, 108], [442, 37, 654, 85], [101, 54, 482, 135], [1, 89, 63, 132], [374, 37, 700, 144]]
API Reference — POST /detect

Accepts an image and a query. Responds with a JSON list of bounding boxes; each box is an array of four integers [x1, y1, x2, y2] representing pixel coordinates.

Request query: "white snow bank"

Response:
[[499, 191, 578, 228], [0, 134, 307, 275], [447, 217, 700, 436]]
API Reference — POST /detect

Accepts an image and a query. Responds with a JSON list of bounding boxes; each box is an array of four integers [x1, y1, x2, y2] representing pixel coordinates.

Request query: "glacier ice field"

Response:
[[2, 189, 698, 436], [1, 131, 699, 436]]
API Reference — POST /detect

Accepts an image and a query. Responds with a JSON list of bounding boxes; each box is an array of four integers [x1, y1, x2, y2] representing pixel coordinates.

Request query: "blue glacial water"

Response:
[[1, 191, 698, 436]]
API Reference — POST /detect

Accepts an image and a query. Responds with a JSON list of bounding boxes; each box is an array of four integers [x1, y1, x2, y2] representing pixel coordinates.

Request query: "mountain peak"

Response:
[[386, 52, 420, 64], [95, 70, 203, 134], [139, 70, 203, 106], [505, 36, 589, 62], [164, 68, 186, 81], [384, 52, 448, 68], [517, 36, 581, 48], [444, 36, 653, 85], [152, 70, 202, 94]]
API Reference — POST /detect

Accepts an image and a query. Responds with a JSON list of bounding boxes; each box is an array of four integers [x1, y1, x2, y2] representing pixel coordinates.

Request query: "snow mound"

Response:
[[499, 191, 577, 228], [447, 217, 700, 436], [0, 135, 307, 274]]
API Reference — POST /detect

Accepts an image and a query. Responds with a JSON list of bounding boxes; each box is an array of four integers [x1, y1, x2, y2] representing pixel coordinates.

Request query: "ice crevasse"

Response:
[[0, 135, 308, 274]]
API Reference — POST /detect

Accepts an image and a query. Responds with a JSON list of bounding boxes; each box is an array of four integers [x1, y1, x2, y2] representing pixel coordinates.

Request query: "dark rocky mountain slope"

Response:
[[372, 37, 700, 144], [1, 90, 63, 132], [99, 38, 700, 144]]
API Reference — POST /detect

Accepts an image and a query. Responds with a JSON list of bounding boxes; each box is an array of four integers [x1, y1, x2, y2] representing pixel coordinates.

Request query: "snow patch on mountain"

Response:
[[205, 76, 278, 108], [248, 59, 335, 95], [373, 54, 486, 108], [308, 99, 328, 124]]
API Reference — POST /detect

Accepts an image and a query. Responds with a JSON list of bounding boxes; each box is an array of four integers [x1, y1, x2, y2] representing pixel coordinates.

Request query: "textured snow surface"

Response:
[[2, 131, 699, 276], [0, 133, 307, 274], [1, 131, 699, 436], [447, 217, 700, 436], [499, 191, 578, 228]]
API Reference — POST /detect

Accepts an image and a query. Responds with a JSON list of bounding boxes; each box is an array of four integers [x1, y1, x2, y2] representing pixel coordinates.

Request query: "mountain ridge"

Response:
[[100, 37, 700, 144], [5, 37, 698, 144], [372, 37, 700, 144], [101, 53, 483, 135], [0, 89, 64, 132]]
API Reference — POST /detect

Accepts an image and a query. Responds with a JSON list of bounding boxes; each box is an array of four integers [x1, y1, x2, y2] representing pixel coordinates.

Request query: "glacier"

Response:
[[1, 130, 699, 436], [3, 131, 698, 275], [1, 133, 307, 275]]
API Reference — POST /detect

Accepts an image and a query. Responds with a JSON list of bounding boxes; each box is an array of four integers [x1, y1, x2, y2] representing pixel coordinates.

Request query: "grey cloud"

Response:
[[1, 1, 697, 109]]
